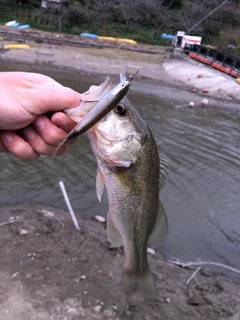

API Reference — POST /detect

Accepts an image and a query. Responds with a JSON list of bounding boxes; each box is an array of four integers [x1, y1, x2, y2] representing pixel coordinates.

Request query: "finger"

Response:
[[0, 132, 8, 152], [32, 115, 73, 146], [1, 131, 39, 161], [51, 112, 77, 133], [0, 142, 8, 152], [23, 126, 68, 156]]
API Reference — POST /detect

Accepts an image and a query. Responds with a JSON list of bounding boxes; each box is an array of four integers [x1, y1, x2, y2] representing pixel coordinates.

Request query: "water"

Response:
[[1, 62, 240, 272]]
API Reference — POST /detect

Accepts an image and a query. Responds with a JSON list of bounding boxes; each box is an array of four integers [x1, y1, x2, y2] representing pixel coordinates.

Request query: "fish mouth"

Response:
[[82, 76, 112, 98]]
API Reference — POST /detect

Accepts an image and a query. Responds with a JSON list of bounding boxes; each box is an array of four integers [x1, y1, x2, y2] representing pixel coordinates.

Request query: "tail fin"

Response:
[[122, 268, 156, 299]]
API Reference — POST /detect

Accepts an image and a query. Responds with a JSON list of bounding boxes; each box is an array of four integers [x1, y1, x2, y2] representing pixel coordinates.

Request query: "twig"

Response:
[[59, 181, 80, 231], [37, 209, 65, 228], [10, 272, 19, 279], [208, 210, 240, 249], [157, 259, 180, 268], [53, 216, 65, 228], [186, 267, 201, 285], [0, 220, 14, 227], [232, 229, 240, 239], [186, 267, 201, 301], [169, 258, 240, 275], [193, 276, 211, 292]]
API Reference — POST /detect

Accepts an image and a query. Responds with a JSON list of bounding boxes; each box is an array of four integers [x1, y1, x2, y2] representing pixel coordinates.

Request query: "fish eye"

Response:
[[115, 104, 126, 116], [120, 83, 125, 88]]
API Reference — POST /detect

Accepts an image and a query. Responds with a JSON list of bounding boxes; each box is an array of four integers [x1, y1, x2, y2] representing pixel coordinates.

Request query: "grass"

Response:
[[77, 47, 163, 64]]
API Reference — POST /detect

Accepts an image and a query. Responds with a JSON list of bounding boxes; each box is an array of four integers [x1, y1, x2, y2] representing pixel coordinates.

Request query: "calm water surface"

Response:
[[1, 63, 240, 272]]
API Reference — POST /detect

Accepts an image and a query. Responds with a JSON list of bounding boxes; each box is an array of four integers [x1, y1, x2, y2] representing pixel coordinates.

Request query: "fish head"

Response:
[[88, 96, 148, 167], [64, 76, 113, 123]]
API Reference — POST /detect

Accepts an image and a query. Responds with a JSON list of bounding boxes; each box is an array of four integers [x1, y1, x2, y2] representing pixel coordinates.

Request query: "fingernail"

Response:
[[2, 132, 13, 143], [34, 116, 45, 130]]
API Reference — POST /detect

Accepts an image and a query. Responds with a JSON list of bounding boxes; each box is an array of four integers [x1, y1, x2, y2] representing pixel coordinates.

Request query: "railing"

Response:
[[184, 44, 240, 78]]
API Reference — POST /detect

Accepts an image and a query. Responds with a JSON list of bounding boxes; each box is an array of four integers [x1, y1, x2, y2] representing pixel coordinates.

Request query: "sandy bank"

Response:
[[0, 203, 239, 320]]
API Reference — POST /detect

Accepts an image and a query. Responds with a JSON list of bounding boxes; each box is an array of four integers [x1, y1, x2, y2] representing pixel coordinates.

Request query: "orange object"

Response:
[[202, 88, 209, 93], [197, 73, 203, 78]]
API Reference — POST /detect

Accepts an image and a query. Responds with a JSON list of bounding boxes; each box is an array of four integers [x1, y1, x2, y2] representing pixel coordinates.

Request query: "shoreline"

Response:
[[1, 48, 240, 110], [1, 28, 240, 106]]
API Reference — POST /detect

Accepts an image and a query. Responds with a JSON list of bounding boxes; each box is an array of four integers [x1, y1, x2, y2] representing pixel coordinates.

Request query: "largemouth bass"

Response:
[[65, 74, 169, 297]]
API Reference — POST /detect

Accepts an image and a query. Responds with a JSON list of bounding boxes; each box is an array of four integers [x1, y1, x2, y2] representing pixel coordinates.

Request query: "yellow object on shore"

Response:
[[117, 38, 137, 45], [98, 36, 117, 42], [4, 44, 30, 50], [97, 36, 137, 45], [236, 78, 240, 84]]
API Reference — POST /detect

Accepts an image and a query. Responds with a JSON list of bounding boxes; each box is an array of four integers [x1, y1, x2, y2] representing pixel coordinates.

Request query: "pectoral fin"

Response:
[[96, 169, 105, 202], [107, 211, 123, 248], [148, 200, 168, 248], [159, 157, 169, 189]]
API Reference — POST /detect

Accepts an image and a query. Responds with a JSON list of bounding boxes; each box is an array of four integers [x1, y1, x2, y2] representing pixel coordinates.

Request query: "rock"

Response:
[[94, 215, 106, 223], [20, 229, 28, 235], [166, 297, 171, 304], [104, 308, 115, 319], [147, 247, 155, 255], [93, 305, 102, 314]]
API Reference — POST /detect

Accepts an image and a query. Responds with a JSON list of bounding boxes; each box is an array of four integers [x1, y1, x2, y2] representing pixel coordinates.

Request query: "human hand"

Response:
[[0, 72, 80, 160]]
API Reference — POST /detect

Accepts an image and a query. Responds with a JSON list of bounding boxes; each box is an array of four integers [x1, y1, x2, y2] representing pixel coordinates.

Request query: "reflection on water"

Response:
[[1, 63, 240, 272]]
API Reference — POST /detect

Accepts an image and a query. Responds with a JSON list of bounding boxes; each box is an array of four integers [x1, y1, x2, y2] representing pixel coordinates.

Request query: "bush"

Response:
[[70, 26, 81, 35]]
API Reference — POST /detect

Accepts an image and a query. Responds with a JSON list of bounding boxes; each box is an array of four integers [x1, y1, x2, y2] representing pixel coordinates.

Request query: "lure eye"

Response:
[[115, 104, 126, 116]]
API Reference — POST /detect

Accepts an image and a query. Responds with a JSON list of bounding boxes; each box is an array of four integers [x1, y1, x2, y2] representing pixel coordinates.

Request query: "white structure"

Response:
[[175, 31, 202, 49], [41, 0, 61, 8]]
